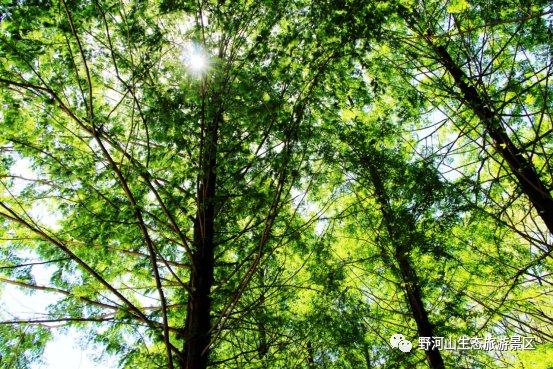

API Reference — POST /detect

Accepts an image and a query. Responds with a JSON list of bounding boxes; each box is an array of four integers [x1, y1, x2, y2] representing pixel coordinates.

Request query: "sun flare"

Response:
[[188, 52, 207, 73]]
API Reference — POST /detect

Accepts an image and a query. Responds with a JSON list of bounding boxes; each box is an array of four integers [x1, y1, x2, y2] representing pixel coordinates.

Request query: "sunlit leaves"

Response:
[[1, 0, 552, 368]]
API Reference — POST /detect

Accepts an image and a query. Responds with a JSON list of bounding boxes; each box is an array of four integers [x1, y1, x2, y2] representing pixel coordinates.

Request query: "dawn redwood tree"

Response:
[[0, 0, 337, 367], [325, 101, 459, 369], [312, 62, 553, 366], [377, 3, 553, 343], [2, 0, 553, 368], [392, 0, 553, 238], [306, 6, 553, 363]]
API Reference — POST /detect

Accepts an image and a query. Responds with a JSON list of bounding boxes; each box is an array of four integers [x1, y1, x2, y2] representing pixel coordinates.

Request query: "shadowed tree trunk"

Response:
[[363, 345, 372, 369], [366, 159, 446, 369], [307, 341, 316, 368], [399, 7, 553, 235], [182, 87, 222, 369]]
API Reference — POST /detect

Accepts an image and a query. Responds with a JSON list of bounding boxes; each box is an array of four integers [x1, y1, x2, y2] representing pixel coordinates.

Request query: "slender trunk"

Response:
[[257, 319, 268, 361], [363, 345, 372, 369], [182, 98, 222, 369], [399, 6, 553, 234], [307, 341, 316, 368], [367, 161, 445, 369], [395, 248, 445, 369], [183, 235, 215, 369], [257, 271, 268, 361], [433, 44, 553, 233]]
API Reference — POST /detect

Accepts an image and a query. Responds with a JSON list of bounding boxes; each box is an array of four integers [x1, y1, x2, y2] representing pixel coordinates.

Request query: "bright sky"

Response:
[[3, 286, 118, 369], [32, 333, 115, 369], [1, 159, 117, 368]]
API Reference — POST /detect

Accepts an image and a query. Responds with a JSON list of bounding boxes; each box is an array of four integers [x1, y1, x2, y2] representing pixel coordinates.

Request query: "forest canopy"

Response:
[[1, 0, 552, 368]]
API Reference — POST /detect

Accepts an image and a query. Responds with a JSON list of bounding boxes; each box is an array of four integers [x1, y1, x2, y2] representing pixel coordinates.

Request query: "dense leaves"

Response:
[[1, 0, 552, 368]]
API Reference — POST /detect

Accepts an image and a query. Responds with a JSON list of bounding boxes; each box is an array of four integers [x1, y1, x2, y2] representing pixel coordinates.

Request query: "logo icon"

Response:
[[390, 334, 413, 353]]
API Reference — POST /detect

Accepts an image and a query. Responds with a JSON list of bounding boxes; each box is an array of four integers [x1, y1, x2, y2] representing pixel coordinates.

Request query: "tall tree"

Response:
[[0, 0, 336, 367], [392, 0, 553, 237], [1, 0, 553, 368]]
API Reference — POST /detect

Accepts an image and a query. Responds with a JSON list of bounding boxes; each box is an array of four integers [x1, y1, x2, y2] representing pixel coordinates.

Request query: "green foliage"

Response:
[[0, 0, 552, 368], [0, 325, 51, 369]]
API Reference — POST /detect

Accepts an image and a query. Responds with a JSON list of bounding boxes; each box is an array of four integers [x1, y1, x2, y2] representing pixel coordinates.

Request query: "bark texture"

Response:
[[182, 99, 222, 369]]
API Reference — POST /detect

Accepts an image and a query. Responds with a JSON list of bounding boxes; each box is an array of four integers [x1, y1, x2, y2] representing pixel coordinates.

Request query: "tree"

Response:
[[315, 77, 469, 368], [1, 0, 553, 368], [0, 0, 338, 367], [392, 0, 553, 238]]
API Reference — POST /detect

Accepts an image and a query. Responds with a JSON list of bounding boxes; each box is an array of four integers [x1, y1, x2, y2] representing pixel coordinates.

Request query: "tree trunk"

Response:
[[399, 5, 553, 234], [257, 268, 268, 362], [363, 345, 372, 369], [182, 99, 222, 369], [395, 248, 445, 369], [307, 341, 316, 368], [367, 161, 445, 369], [433, 44, 553, 234]]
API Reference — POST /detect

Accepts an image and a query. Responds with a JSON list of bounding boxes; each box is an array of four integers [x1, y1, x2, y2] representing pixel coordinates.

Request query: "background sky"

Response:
[[3, 284, 117, 369], [1, 157, 115, 368]]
